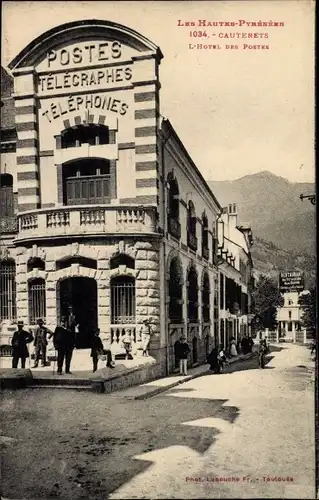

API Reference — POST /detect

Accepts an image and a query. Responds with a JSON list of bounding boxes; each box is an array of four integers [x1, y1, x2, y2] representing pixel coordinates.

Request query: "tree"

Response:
[[251, 275, 284, 331], [298, 288, 317, 339]]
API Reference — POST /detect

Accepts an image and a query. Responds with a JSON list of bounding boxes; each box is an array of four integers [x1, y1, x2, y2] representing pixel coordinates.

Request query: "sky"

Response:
[[1, 0, 315, 183]]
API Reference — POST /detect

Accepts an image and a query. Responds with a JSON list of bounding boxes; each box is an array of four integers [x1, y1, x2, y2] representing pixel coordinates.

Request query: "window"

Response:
[[187, 201, 197, 251], [111, 276, 135, 324], [168, 257, 183, 323], [201, 212, 209, 260], [288, 311, 292, 320], [63, 158, 111, 205], [167, 173, 180, 239], [0, 260, 16, 321], [61, 125, 110, 149], [202, 272, 210, 322], [28, 278, 46, 325], [187, 266, 198, 322], [0, 174, 14, 217], [288, 299, 293, 305], [220, 273, 224, 309]]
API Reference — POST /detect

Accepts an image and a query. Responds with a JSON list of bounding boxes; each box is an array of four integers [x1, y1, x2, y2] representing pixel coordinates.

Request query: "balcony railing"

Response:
[[0, 216, 18, 234], [16, 205, 158, 241], [187, 231, 198, 252], [168, 215, 181, 240]]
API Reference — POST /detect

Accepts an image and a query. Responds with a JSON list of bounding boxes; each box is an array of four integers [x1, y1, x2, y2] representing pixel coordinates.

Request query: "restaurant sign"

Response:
[[279, 271, 304, 292]]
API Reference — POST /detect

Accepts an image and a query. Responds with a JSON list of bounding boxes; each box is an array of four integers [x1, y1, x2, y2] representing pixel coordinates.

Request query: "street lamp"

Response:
[[300, 193, 316, 205]]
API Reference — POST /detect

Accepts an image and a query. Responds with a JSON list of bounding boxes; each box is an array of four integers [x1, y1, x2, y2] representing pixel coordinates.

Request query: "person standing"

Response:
[[258, 339, 267, 369], [52, 317, 76, 375], [207, 346, 220, 373], [178, 336, 190, 376], [247, 336, 254, 353], [11, 321, 34, 369], [32, 319, 53, 368], [122, 331, 133, 360], [140, 319, 152, 357], [230, 337, 238, 357], [91, 329, 114, 372], [241, 334, 249, 354]]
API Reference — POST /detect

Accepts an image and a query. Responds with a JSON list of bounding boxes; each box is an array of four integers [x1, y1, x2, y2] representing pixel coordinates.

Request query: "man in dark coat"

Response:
[[207, 346, 220, 373], [241, 334, 249, 354], [11, 321, 34, 369], [176, 336, 190, 375], [53, 317, 76, 375], [32, 318, 53, 368], [90, 328, 114, 372]]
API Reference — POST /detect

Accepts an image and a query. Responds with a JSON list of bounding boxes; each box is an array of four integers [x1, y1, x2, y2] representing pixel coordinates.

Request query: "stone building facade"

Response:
[[0, 19, 253, 374]]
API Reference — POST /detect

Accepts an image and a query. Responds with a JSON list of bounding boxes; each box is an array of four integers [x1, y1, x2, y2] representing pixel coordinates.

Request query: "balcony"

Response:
[[0, 216, 18, 235], [187, 231, 198, 252], [16, 205, 158, 242], [202, 245, 209, 261], [168, 216, 181, 240]]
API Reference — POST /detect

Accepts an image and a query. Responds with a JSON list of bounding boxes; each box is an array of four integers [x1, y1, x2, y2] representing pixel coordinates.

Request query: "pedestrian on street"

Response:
[[236, 337, 241, 354], [32, 319, 53, 368], [207, 346, 220, 373], [241, 334, 249, 354], [91, 329, 114, 372], [11, 321, 34, 369], [230, 337, 238, 357], [258, 339, 267, 369], [248, 336, 254, 353], [177, 336, 190, 376], [122, 331, 133, 360], [218, 346, 227, 372], [52, 317, 76, 375], [140, 319, 152, 356]]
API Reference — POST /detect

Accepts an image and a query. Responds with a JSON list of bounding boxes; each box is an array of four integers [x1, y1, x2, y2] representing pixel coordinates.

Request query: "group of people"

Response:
[[11, 316, 154, 374]]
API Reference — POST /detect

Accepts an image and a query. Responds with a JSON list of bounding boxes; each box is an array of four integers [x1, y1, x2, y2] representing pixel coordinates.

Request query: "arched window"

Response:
[[56, 256, 97, 270], [27, 257, 45, 272], [202, 272, 210, 322], [168, 257, 183, 323], [201, 212, 209, 260], [61, 124, 109, 149], [167, 173, 180, 239], [187, 201, 197, 252], [110, 254, 135, 270], [0, 260, 16, 321], [187, 266, 198, 322], [28, 278, 46, 325], [111, 276, 135, 324], [63, 158, 111, 205], [0, 173, 14, 217]]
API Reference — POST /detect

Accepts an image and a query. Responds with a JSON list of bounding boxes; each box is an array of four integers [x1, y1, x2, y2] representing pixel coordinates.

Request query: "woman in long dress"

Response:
[[230, 337, 238, 357]]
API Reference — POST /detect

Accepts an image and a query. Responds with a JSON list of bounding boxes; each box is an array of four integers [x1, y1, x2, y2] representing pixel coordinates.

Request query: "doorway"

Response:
[[59, 277, 98, 348]]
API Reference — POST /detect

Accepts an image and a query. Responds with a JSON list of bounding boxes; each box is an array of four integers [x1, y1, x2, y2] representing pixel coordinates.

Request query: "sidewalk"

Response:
[[109, 352, 256, 400]]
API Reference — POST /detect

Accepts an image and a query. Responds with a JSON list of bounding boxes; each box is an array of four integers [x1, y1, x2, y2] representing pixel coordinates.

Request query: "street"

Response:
[[0, 343, 315, 499]]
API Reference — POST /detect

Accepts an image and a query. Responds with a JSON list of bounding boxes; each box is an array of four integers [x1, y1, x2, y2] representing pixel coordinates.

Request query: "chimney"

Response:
[[228, 203, 238, 228]]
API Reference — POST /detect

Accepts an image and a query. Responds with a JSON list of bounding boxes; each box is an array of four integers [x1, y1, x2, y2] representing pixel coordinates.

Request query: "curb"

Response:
[[134, 368, 210, 400], [134, 353, 257, 400]]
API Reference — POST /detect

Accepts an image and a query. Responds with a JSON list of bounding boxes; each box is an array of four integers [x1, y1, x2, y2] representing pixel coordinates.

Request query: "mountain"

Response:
[[208, 171, 316, 255]]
